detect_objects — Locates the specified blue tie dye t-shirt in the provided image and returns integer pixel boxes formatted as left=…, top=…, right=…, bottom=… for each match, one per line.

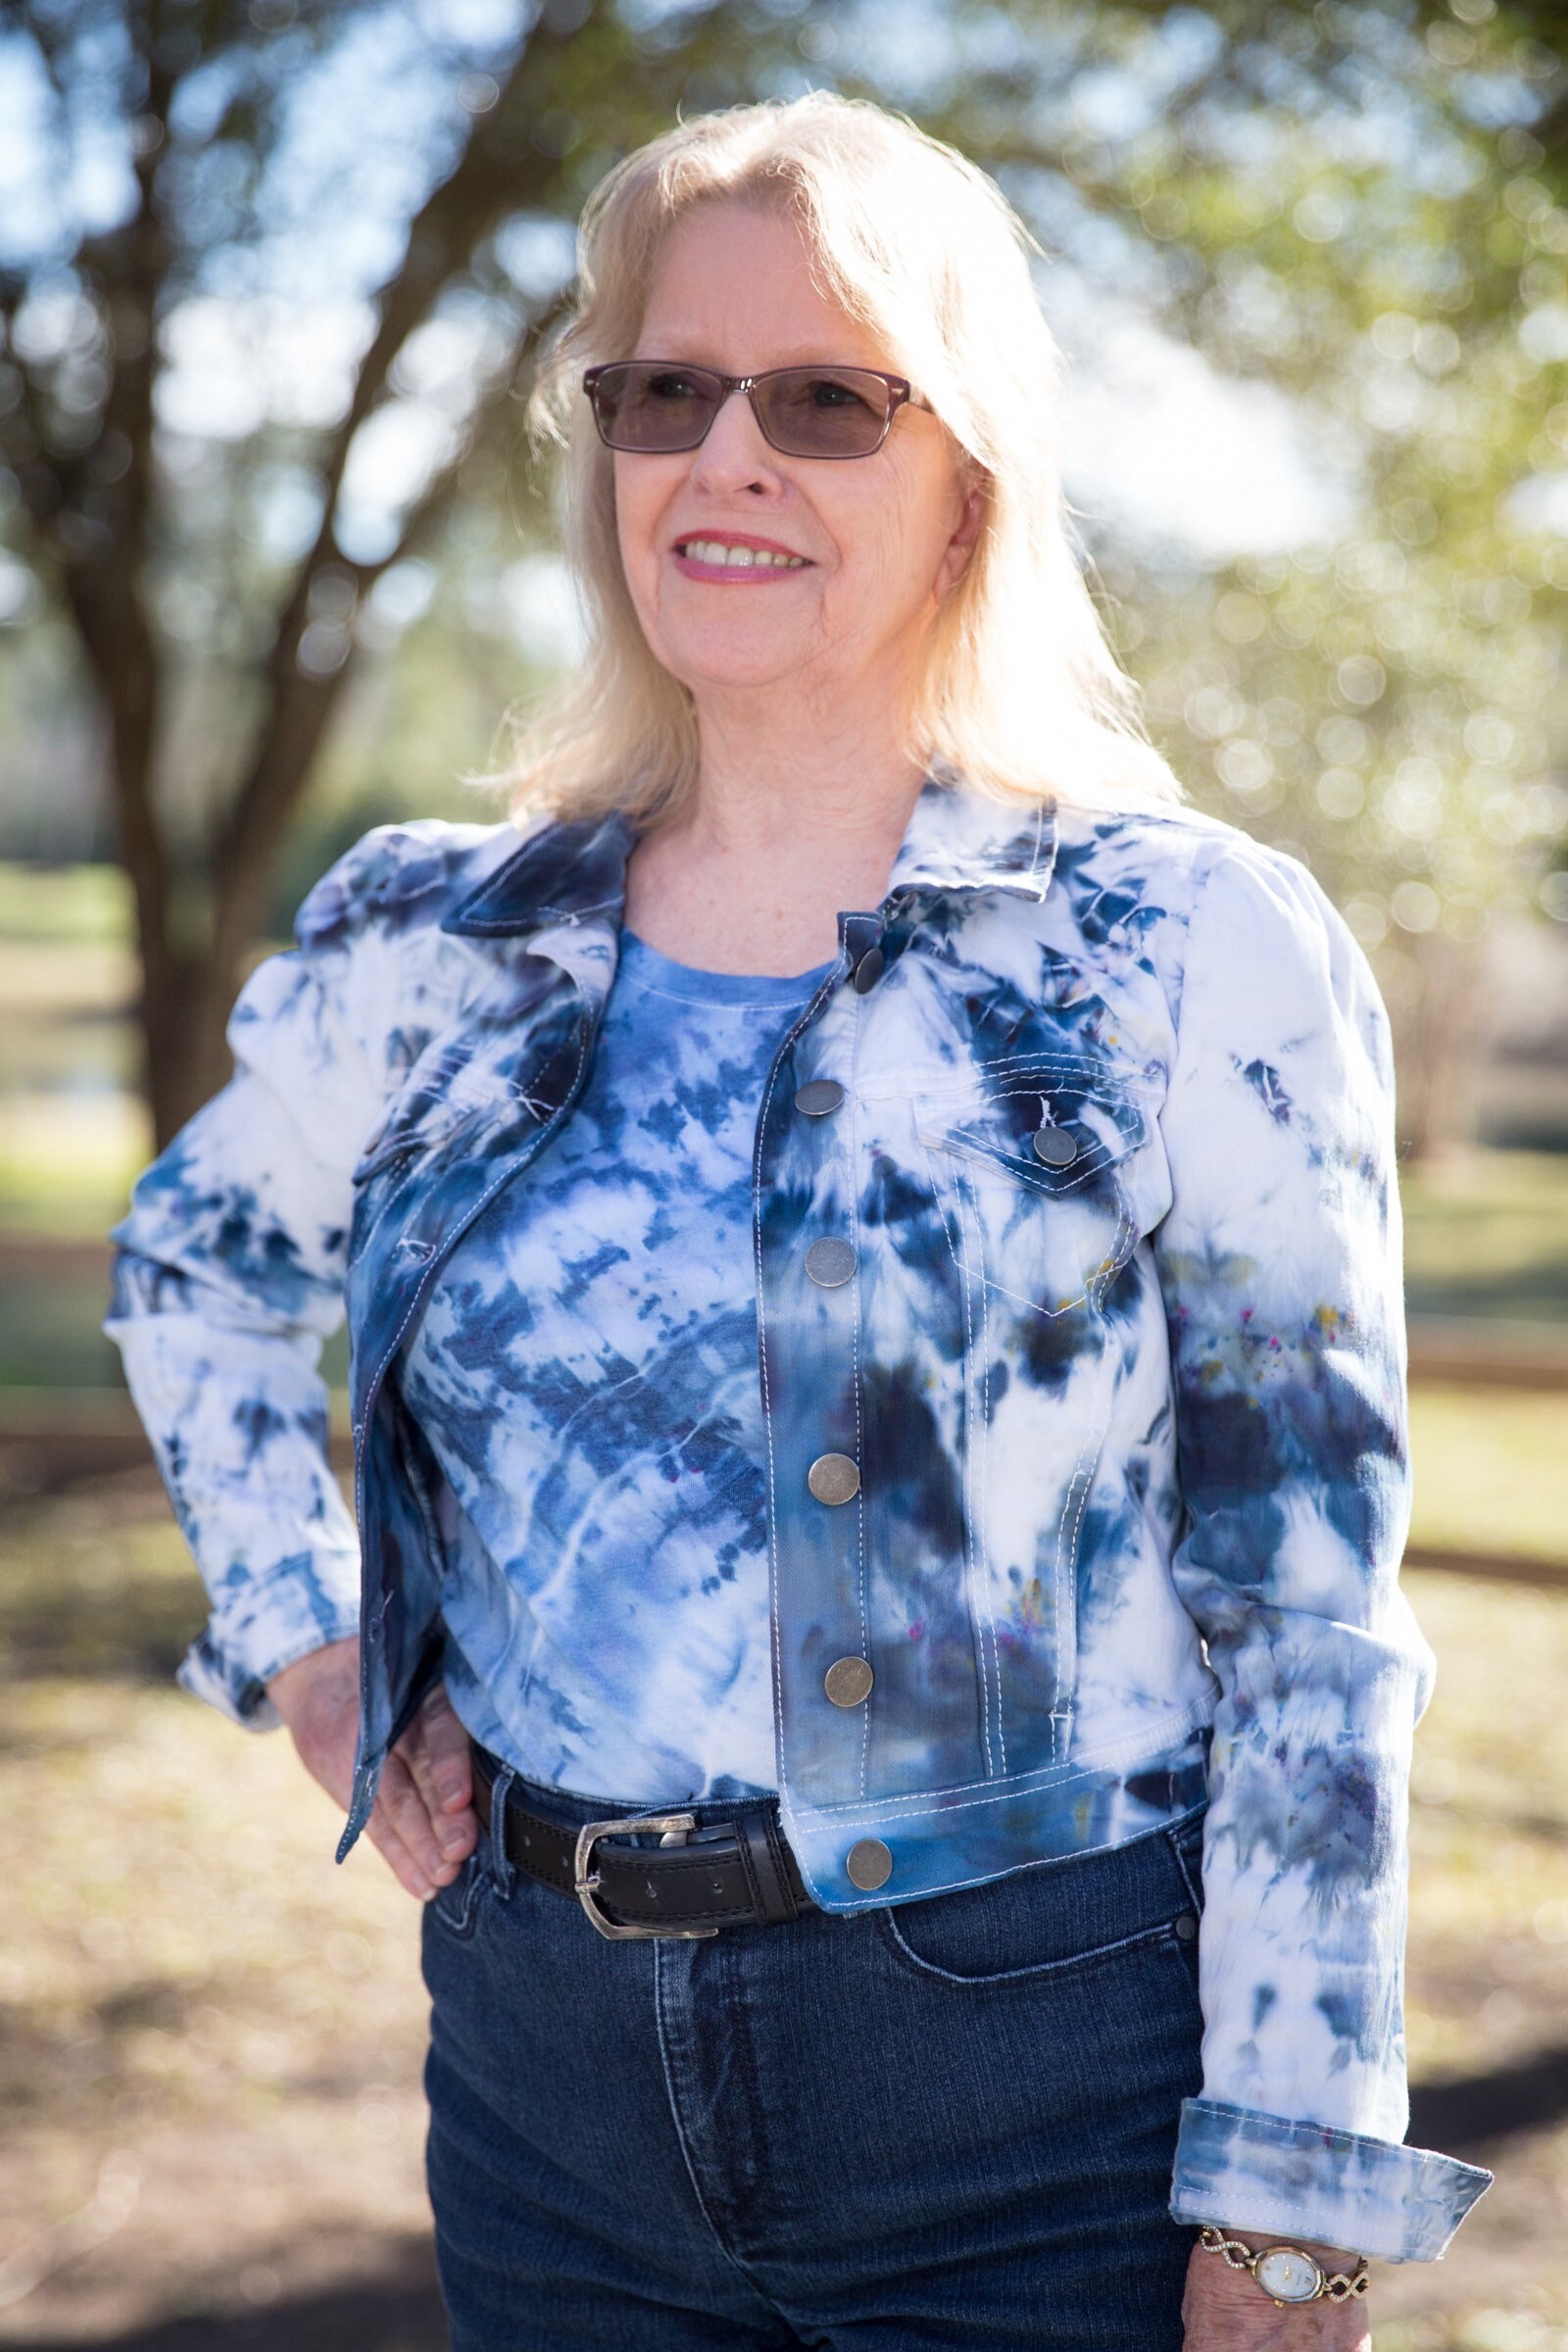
left=401, top=931, right=833, bottom=1803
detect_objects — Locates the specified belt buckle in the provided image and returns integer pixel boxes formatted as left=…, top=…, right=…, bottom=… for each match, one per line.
left=572, top=1812, right=721, bottom=1941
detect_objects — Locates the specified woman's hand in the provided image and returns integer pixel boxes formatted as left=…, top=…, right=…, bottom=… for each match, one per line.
left=1182, top=2240, right=1371, bottom=2352
left=266, top=1638, right=478, bottom=1900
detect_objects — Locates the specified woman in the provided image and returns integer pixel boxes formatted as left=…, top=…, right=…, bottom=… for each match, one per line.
left=110, top=94, right=1490, bottom=2350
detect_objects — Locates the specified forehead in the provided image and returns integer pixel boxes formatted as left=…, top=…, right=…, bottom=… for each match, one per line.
left=635, top=201, right=894, bottom=369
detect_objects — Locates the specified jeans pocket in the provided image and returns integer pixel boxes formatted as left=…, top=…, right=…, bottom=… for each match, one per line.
left=1167, top=1800, right=1206, bottom=1895
left=876, top=1829, right=1200, bottom=1987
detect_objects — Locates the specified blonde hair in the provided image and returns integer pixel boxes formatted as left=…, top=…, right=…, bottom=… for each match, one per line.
left=508, top=93, right=1182, bottom=823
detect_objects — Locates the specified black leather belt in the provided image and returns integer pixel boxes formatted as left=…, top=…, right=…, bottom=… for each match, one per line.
left=471, top=1749, right=815, bottom=1939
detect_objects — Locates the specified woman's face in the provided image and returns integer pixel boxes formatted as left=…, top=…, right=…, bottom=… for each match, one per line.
left=612, top=201, right=979, bottom=713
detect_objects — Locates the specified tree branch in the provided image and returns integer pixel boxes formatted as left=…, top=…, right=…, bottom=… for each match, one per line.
left=205, top=303, right=560, bottom=977
left=203, top=6, right=598, bottom=942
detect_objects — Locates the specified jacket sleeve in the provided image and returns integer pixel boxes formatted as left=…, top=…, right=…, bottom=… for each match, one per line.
left=104, top=830, right=445, bottom=1728
left=1152, top=838, right=1491, bottom=2262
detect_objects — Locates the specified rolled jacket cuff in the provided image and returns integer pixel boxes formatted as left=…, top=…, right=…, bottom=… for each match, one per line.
left=176, top=1592, right=362, bottom=1732
left=178, top=1633, right=279, bottom=1729
left=1169, top=2097, right=1493, bottom=2264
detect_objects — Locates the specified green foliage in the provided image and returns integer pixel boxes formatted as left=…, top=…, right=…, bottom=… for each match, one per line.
left=1, top=0, right=1566, bottom=1143
left=916, top=1, right=1568, bottom=958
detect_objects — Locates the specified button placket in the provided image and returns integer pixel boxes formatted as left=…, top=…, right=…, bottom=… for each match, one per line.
left=807, top=1452, right=860, bottom=1505
left=823, top=1656, right=873, bottom=1707
left=805, top=1236, right=857, bottom=1288
left=779, top=961, right=874, bottom=1818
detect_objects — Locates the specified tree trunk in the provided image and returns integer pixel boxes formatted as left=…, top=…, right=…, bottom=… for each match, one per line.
left=1383, top=934, right=1487, bottom=1168
left=136, top=956, right=239, bottom=1151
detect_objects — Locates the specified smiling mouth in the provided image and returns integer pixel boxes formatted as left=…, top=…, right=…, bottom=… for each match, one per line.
left=674, top=539, right=808, bottom=569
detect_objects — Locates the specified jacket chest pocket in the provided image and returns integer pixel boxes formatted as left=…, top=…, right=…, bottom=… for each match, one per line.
left=915, top=1065, right=1149, bottom=1325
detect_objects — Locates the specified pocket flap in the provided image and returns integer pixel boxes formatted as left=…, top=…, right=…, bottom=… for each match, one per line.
left=918, top=1068, right=1148, bottom=1197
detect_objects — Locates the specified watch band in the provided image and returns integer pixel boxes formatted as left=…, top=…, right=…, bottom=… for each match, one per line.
left=1198, top=2224, right=1371, bottom=2307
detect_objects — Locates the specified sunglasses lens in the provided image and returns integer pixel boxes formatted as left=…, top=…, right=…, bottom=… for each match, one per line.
left=755, top=369, right=892, bottom=457
left=585, top=364, right=901, bottom=457
left=590, top=364, right=719, bottom=451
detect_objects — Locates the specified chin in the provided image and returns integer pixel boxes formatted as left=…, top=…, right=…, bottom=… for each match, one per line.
left=662, top=635, right=813, bottom=692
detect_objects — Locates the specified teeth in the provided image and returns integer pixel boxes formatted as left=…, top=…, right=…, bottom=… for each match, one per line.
left=681, top=539, right=806, bottom=568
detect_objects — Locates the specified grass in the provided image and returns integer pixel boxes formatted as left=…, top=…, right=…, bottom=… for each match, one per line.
left=1378, top=1567, right=1568, bottom=2350
left=1407, top=1391, right=1568, bottom=1565
left=0, top=861, right=132, bottom=948
left=1400, top=1152, right=1568, bottom=1328
left=0, top=1477, right=1567, bottom=2342
left=0, top=1098, right=146, bottom=1245
left=2, top=862, right=1568, bottom=1312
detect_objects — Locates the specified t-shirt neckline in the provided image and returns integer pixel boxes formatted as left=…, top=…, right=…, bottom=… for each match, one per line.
left=616, top=929, right=837, bottom=1009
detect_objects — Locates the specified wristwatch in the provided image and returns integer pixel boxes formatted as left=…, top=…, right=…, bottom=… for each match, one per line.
left=1198, top=2224, right=1371, bottom=2306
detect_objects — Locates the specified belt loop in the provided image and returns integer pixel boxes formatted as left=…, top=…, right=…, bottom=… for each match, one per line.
left=735, top=1810, right=804, bottom=1927
left=486, top=1763, right=517, bottom=1898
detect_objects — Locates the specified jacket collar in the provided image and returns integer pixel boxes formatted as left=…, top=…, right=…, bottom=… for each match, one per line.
left=443, top=808, right=635, bottom=937
left=886, top=778, right=1056, bottom=904
left=442, top=779, right=1056, bottom=939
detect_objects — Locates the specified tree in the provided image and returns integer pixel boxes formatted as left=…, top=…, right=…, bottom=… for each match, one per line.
left=0, top=0, right=801, bottom=1143
left=910, top=0, right=1568, bottom=1152
left=4, top=0, right=1566, bottom=1157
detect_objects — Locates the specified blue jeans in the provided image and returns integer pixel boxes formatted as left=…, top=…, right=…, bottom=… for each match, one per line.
left=421, top=1774, right=1207, bottom=2350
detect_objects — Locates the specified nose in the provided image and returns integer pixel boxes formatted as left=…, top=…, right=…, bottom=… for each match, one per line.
left=688, top=385, right=781, bottom=497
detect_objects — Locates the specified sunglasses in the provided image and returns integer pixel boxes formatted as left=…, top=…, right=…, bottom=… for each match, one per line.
left=581, top=361, right=931, bottom=461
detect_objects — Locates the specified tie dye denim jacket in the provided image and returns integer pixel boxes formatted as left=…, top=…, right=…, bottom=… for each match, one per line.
left=108, top=779, right=1491, bottom=2263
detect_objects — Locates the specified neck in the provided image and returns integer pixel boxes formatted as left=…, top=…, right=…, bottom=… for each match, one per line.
left=621, top=673, right=930, bottom=976
left=677, top=664, right=926, bottom=858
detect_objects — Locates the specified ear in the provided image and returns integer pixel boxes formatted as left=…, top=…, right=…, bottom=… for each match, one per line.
left=935, top=474, right=987, bottom=600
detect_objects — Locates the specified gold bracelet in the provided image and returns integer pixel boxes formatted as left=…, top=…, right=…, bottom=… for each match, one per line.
left=1199, top=2224, right=1371, bottom=2307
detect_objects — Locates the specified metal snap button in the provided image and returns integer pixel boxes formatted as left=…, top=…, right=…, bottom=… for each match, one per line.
left=795, top=1078, right=846, bottom=1117
left=823, top=1656, right=874, bottom=1707
left=1173, top=1912, right=1199, bottom=1942
left=1032, top=1125, right=1078, bottom=1168
left=853, top=946, right=885, bottom=994
left=846, top=1838, right=893, bottom=1890
left=808, top=1452, right=860, bottom=1505
left=805, top=1237, right=857, bottom=1288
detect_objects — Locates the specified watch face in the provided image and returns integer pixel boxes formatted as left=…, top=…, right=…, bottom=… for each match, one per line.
left=1255, top=2248, right=1322, bottom=2303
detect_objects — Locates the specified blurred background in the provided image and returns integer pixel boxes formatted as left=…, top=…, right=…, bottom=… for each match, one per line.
left=2, top=0, right=1567, bottom=2344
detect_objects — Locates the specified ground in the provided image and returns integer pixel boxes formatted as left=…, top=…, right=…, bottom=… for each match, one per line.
left=0, top=1469, right=1565, bottom=2350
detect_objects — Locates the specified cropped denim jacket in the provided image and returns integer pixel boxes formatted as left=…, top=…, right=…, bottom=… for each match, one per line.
left=109, top=779, right=1491, bottom=2262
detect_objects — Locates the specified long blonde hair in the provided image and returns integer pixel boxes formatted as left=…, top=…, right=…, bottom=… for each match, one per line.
left=508, top=93, right=1182, bottom=822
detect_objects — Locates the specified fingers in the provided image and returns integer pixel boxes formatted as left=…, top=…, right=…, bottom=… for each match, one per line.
left=414, top=1684, right=475, bottom=1817
left=365, top=1799, right=439, bottom=1904
left=280, top=1668, right=479, bottom=1903
left=370, top=1749, right=466, bottom=1901
left=397, top=1686, right=478, bottom=1871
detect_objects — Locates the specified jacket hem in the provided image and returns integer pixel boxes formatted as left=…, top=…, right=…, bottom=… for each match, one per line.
left=781, top=1703, right=1214, bottom=1913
